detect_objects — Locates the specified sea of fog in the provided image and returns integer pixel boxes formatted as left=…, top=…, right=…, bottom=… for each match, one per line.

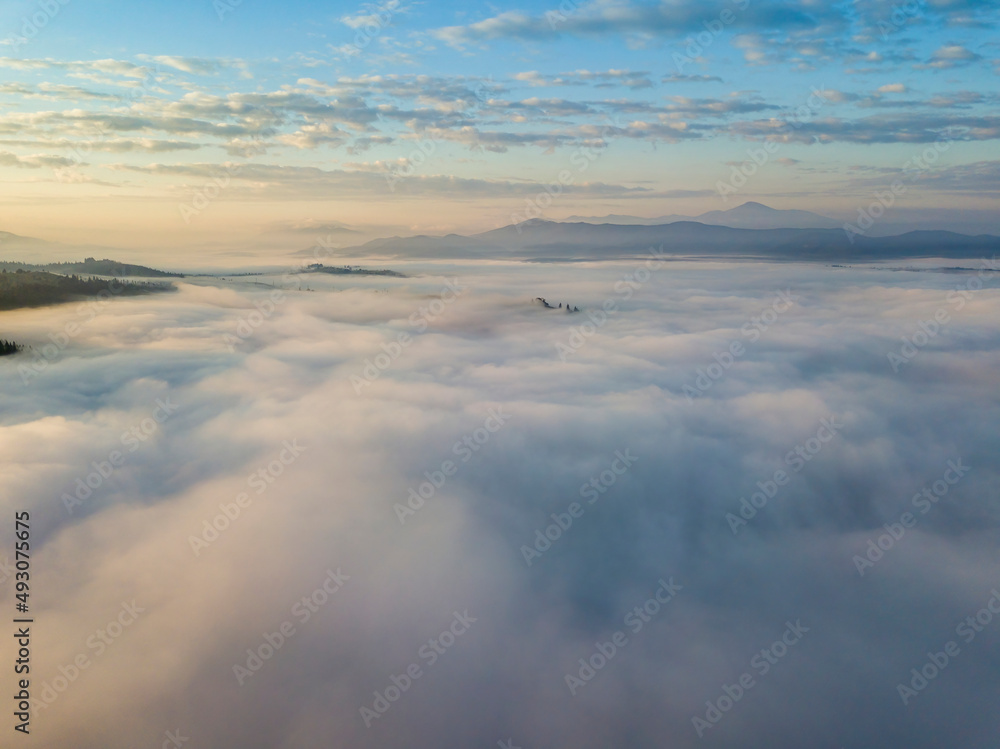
left=2, top=257, right=999, bottom=748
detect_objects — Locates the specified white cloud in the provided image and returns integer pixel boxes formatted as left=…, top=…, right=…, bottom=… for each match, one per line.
left=4, top=259, right=1000, bottom=747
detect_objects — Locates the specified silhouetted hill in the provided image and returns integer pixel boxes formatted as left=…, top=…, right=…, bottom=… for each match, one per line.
left=0, top=258, right=182, bottom=277
left=0, top=270, right=174, bottom=311
left=305, top=264, right=405, bottom=277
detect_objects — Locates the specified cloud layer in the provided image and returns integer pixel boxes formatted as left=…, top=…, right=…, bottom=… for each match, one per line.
left=2, top=257, right=999, bottom=747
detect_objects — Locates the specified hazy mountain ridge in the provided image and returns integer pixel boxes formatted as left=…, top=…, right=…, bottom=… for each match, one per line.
left=564, top=202, right=843, bottom=230
left=335, top=218, right=999, bottom=262
left=563, top=201, right=1000, bottom=236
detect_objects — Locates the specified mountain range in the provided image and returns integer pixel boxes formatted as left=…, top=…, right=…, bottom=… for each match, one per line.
left=563, top=202, right=844, bottom=230
left=562, top=201, right=1000, bottom=237
left=332, top=216, right=998, bottom=262
left=3, top=202, right=997, bottom=268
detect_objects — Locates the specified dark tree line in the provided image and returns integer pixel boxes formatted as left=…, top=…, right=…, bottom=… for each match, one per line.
left=0, top=258, right=182, bottom=278
left=0, top=270, right=172, bottom=311
left=0, top=339, right=22, bottom=356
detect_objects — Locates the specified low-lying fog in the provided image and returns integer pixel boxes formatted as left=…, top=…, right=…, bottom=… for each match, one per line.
left=2, top=256, right=999, bottom=748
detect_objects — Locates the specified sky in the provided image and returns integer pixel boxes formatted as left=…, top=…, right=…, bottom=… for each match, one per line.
left=0, top=0, right=997, bottom=252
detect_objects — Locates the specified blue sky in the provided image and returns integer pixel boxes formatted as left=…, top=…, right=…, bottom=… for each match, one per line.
left=0, top=0, right=997, bottom=248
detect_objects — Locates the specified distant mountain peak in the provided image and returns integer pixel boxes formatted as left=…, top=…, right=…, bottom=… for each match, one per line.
left=560, top=203, right=841, bottom=231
